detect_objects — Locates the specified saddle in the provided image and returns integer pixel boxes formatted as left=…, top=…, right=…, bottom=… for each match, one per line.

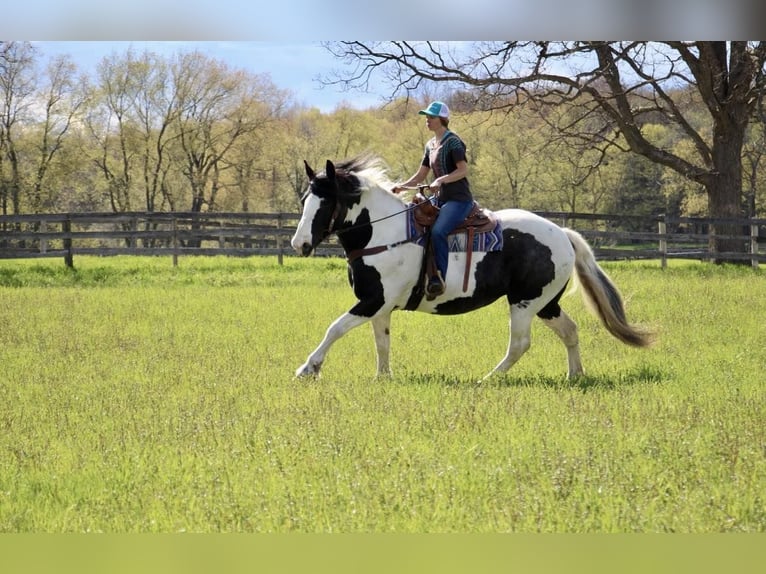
left=411, top=193, right=497, bottom=234
left=410, top=193, right=499, bottom=296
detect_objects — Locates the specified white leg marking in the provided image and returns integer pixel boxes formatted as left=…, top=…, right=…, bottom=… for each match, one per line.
left=483, top=310, right=533, bottom=380
left=296, top=312, right=369, bottom=377
left=371, top=313, right=392, bottom=377
left=541, top=312, right=584, bottom=378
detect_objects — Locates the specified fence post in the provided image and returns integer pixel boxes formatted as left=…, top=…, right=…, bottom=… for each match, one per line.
left=172, top=217, right=179, bottom=267
left=658, top=216, right=667, bottom=269
left=131, top=216, right=139, bottom=253
left=63, top=216, right=74, bottom=268
left=276, top=213, right=284, bottom=266
left=751, top=222, right=759, bottom=269
left=40, top=219, right=47, bottom=254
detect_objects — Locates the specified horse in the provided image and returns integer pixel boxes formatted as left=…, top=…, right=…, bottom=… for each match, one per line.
left=290, top=154, right=653, bottom=380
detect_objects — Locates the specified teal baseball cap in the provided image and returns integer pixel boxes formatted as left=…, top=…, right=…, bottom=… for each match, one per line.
left=418, top=101, right=450, bottom=119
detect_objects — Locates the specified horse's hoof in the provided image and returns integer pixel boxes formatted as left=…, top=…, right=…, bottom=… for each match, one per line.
left=295, top=363, right=320, bottom=378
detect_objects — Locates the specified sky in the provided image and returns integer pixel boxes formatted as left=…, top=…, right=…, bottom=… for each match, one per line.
left=9, top=0, right=761, bottom=39
left=33, top=41, right=386, bottom=113
left=17, top=1, right=764, bottom=113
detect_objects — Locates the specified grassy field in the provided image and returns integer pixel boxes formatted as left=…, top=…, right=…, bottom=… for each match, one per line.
left=0, top=255, right=764, bottom=532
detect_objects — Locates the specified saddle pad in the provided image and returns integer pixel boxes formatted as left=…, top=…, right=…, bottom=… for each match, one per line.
left=406, top=205, right=504, bottom=253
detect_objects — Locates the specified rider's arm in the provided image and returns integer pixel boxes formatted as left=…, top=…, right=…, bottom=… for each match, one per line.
left=431, top=160, right=468, bottom=190
left=392, top=165, right=430, bottom=193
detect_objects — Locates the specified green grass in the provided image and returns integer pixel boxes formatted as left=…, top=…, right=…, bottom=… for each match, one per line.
left=0, top=256, right=764, bottom=532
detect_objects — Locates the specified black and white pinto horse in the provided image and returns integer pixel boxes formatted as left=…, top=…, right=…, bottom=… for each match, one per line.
left=291, top=155, right=652, bottom=380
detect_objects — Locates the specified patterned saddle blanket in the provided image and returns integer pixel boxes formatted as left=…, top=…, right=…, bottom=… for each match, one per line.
left=405, top=196, right=504, bottom=253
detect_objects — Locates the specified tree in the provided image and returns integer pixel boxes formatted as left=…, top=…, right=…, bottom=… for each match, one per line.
left=324, top=41, right=766, bottom=262
left=0, top=41, right=37, bottom=216
left=83, top=48, right=289, bottom=219
left=87, top=50, right=139, bottom=213
left=468, top=108, right=545, bottom=209
left=129, top=51, right=179, bottom=213
left=170, top=51, right=285, bottom=213
left=743, top=96, right=766, bottom=218
left=29, top=54, right=89, bottom=212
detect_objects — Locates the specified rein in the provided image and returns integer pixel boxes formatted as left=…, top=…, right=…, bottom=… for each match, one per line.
left=330, top=185, right=432, bottom=263
left=333, top=186, right=431, bottom=236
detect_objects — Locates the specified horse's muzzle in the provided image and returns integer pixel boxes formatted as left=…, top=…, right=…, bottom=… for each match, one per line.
left=300, top=243, right=314, bottom=257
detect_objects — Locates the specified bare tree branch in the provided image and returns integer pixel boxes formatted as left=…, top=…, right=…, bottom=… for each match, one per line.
left=321, top=41, right=766, bottom=258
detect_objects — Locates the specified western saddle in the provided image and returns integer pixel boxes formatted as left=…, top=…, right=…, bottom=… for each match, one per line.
left=410, top=192, right=499, bottom=296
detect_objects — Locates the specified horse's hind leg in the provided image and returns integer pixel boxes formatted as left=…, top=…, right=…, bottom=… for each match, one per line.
left=482, top=308, right=534, bottom=380
left=371, top=312, right=392, bottom=377
left=540, top=310, right=583, bottom=378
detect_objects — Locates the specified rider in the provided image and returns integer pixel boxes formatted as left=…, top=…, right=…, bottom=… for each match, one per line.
left=392, top=101, right=474, bottom=298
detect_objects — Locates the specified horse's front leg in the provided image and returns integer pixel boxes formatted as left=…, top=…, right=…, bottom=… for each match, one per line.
left=296, top=312, right=369, bottom=377
left=371, top=312, right=393, bottom=378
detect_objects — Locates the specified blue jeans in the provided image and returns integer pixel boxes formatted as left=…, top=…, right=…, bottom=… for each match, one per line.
left=430, top=199, right=474, bottom=279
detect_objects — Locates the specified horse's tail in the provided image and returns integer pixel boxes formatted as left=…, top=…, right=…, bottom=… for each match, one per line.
left=564, top=228, right=655, bottom=348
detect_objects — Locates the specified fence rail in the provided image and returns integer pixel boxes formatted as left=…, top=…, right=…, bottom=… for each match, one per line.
left=1, top=211, right=764, bottom=268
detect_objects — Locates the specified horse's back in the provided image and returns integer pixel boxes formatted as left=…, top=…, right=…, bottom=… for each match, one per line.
left=495, top=208, right=563, bottom=232
left=495, top=209, right=574, bottom=260
left=488, top=208, right=576, bottom=303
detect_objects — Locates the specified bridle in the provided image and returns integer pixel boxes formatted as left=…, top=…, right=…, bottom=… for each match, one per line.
left=326, top=199, right=347, bottom=238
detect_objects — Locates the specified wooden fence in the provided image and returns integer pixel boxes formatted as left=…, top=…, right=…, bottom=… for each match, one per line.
left=0, top=210, right=764, bottom=268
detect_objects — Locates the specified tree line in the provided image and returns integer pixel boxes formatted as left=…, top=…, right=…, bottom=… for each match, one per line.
left=1, top=41, right=765, bottom=254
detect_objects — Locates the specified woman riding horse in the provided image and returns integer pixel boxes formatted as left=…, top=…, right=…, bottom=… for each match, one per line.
left=291, top=154, right=653, bottom=380
left=392, top=101, right=473, bottom=300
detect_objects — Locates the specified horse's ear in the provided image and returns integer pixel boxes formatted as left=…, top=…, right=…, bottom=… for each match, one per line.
left=304, top=160, right=315, bottom=181
left=325, top=160, right=336, bottom=182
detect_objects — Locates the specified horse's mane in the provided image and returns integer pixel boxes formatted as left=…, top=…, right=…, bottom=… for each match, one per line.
left=335, top=153, right=400, bottom=200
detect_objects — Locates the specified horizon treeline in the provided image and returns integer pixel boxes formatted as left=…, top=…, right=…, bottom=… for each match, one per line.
left=1, top=42, right=764, bottom=225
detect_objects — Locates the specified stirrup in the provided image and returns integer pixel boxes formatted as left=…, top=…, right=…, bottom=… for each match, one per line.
left=425, top=272, right=445, bottom=300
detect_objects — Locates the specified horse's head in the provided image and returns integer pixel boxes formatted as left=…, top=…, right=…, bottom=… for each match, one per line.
left=291, top=159, right=361, bottom=256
